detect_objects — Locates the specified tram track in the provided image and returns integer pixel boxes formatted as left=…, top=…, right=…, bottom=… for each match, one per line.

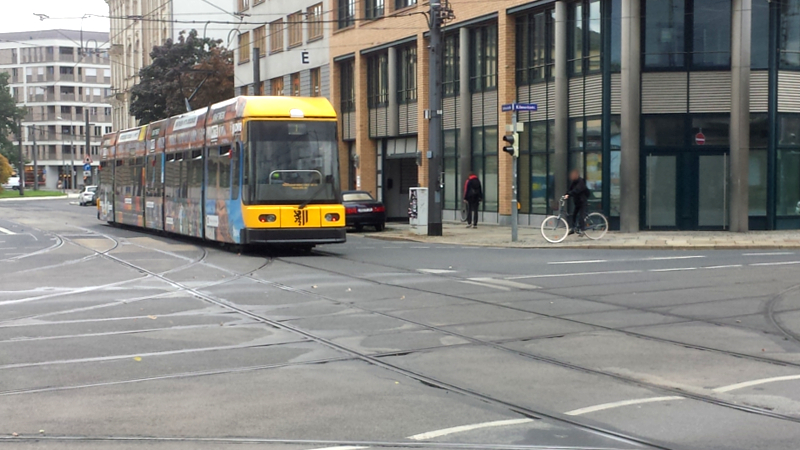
left=58, top=229, right=674, bottom=450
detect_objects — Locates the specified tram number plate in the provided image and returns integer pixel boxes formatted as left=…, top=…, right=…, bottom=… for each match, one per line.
left=358, top=208, right=373, bottom=213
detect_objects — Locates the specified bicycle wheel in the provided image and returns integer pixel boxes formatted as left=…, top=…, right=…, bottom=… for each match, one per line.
left=460, top=200, right=468, bottom=222
left=583, top=212, right=609, bottom=240
left=541, top=216, right=570, bottom=243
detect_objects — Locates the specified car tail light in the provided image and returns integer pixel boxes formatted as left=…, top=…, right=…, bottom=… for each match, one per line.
left=259, top=214, right=277, bottom=223
left=373, top=205, right=386, bottom=213
left=345, top=207, right=357, bottom=215
left=324, top=213, right=341, bottom=222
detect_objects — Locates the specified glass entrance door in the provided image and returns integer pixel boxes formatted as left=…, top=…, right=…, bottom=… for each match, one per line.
left=644, top=152, right=729, bottom=230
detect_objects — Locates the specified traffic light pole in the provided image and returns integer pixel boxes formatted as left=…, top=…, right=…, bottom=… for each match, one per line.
left=511, top=111, right=518, bottom=242
left=426, top=0, right=444, bottom=236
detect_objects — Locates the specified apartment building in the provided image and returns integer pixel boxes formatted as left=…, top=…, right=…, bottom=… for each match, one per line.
left=233, top=0, right=330, bottom=100
left=0, top=30, right=113, bottom=190
left=106, top=0, right=235, bottom=130
left=330, top=0, right=800, bottom=231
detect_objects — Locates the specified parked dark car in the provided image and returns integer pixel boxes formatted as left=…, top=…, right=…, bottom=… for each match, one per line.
left=343, top=190, right=386, bottom=231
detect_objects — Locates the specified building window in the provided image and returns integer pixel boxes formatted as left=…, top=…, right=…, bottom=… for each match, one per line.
left=271, top=77, right=284, bottom=96
left=643, top=0, right=685, bottom=68
left=367, top=52, right=389, bottom=107
left=269, top=20, right=284, bottom=53
left=395, top=0, right=416, bottom=10
left=340, top=60, right=355, bottom=112
left=752, top=0, right=770, bottom=69
left=643, top=0, right=731, bottom=69
left=253, top=26, right=266, bottom=54
left=291, top=73, right=301, bottom=96
left=780, top=0, right=800, bottom=69
left=288, top=12, right=303, bottom=48
left=610, top=0, right=621, bottom=72
left=238, top=32, right=250, bottom=63
left=366, top=0, right=384, bottom=19
left=518, top=120, right=555, bottom=215
left=237, top=0, right=249, bottom=12
left=469, top=24, right=498, bottom=92
left=516, top=8, right=555, bottom=85
left=398, top=45, right=417, bottom=104
left=443, top=33, right=460, bottom=96
left=338, top=0, right=356, bottom=29
left=308, top=3, right=324, bottom=40
left=568, top=0, right=601, bottom=76
left=471, top=126, right=499, bottom=212
left=310, top=68, right=321, bottom=97
left=777, top=114, right=800, bottom=216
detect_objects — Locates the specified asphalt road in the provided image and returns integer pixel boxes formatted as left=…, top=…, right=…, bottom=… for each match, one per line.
left=1, top=199, right=800, bottom=450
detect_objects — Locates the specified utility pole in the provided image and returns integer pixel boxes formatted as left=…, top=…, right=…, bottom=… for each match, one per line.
left=85, top=109, right=91, bottom=186
left=29, top=126, right=38, bottom=190
left=16, top=120, right=24, bottom=196
left=426, top=0, right=451, bottom=237
left=253, top=47, right=261, bottom=95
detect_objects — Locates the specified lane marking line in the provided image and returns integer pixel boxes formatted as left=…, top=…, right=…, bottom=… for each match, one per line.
left=307, top=447, right=369, bottom=450
left=645, top=255, right=705, bottom=261
left=649, top=267, right=698, bottom=272
left=750, top=261, right=800, bottom=267
left=468, top=277, right=540, bottom=290
left=743, top=252, right=794, bottom=256
left=507, top=270, right=642, bottom=280
left=713, top=375, right=800, bottom=393
left=548, top=260, right=608, bottom=265
left=459, top=280, right=511, bottom=291
left=704, top=264, right=743, bottom=269
left=407, top=418, right=535, bottom=440
left=418, top=269, right=457, bottom=274
left=0, top=226, right=16, bottom=235
left=564, top=396, right=684, bottom=416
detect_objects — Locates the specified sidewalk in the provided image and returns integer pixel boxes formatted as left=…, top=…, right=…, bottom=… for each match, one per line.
left=370, top=222, right=800, bottom=249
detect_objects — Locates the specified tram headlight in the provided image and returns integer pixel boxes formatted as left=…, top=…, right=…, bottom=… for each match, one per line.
left=259, top=214, right=277, bottom=223
left=324, top=213, right=341, bottom=222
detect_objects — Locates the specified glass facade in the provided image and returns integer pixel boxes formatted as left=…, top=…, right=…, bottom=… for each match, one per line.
left=780, top=0, right=800, bottom=69
left=471, top=126, right=498, bottom=212
left=469, top=24, right=498, bottom=92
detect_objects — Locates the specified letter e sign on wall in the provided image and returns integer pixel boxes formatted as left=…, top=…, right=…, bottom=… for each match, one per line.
left=301, top=51, right=310, bottom=64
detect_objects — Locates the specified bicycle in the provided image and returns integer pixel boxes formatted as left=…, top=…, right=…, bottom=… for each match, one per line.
left=540, top=196, right=609, bottom=243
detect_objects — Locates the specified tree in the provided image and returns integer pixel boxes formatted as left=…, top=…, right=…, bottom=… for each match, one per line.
left=0, top=153, right=13, bottom=193
left=0, top=72, right=25, bottom=169
left=130, top=30, right=234, bottom=125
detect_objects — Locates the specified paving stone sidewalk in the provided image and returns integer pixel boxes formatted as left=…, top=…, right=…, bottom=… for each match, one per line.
left=369, top=222, right=800, bottom=249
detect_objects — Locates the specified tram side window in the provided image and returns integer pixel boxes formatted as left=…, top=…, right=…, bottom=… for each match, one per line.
left=207, top=147, right=219, bottom=201
left=231, top=145, right=240, bottom=201
left=133, top=157, right=144, bottom=197
left=219, top=146, right=232, bottom=198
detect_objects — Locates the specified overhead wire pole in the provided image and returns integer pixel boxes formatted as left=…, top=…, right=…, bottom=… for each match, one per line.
left=426, top=0, right=445, bottom=236
left=16, top=120, right=24, bottom=196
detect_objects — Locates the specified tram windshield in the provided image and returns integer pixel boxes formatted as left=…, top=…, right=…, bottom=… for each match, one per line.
left=248, top=121, right=340, bottom=205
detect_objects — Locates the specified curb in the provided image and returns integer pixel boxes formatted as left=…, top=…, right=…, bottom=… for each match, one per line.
left=0, top=194, right=73, bottom=202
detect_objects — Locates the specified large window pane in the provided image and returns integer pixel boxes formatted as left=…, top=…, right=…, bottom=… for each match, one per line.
left=644, top=116, right=685, bottom=147
left=610, top=0, right=621, bottom=72
left=780, top=0, right=800, bottom=69
left=751, top=0, right=770, bottom=69
left=691, top=116, right=730, bottom=147
left=778, top=115, right=800, bottom=146
left=444, top=130, right=458, bottom=210
left=692, top=0, right=731, bottom=67
left=777, top=149, right=800, bottom=216
left=484, top=126, right=498, bottom=155
left=569, top=3, right=583, bottom=75
left=750, top=150, right=768, bottom=216
left=484, top=156, right=499, bottom=212
left=531, top=154, right=548, bottom=214
left=644, top=0, right=685, bottom=68
left=519, top=152, right=531, bottom=214
left=569, top=118, right=584, bottom=149
left=610, top=150, right=621, bottom=217
left=587, top=0, right=601, bottom=72
left=586, top=117, right=602, bottom=150
left=585, top=152, right=602, bottom=210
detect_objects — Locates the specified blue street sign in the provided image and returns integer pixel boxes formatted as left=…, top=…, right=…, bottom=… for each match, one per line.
left=502, top=103, right=539, bottom=112
left=83, top=164, right=91, bottom=171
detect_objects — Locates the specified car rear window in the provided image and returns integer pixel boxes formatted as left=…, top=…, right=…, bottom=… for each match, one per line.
left=343, top=193, right=374, bottom=202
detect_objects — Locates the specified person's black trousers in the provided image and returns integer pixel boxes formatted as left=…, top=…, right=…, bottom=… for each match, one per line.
left=467, top=200, right=480, bottom=226
left=572, top=202, right=586, bottom=231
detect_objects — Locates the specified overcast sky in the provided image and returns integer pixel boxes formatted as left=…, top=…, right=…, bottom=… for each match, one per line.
left=2, top=1, right=109, bottom=34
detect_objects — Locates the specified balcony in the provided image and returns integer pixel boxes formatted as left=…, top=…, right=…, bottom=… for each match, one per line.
left=59, top=54, right=74, bottom=62
left=59, top=93, right=76, bottom=101
left=59, top=74, right=74, bottom=82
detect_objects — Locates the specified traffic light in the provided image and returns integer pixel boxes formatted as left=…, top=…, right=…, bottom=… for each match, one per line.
left=503, top=133, right=519, bottom=158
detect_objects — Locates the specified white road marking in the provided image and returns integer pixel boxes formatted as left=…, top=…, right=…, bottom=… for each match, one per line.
left=407, top=418, right=535, bottom=440
left=564, top=396, right=684, bottom=416
left=410, top=246, right=430, bottom=249
left=645, top=255, right=705, bottom=261
left=548, top=260, right=608, bottom=265
left=0, top=226, right=16, bottom=235
left=704, top=264, right=743, bottom=269
left=507, top=270, right=642, bottom=280
left=743, top=252, right=795, bottom=256
left=468, top=277, right=540, bottom=290
left=418, top=269, right=457, bottom=274
left=649, top=267, right=698, bottom=272
left=460, top=280, right=511, bottom=291
left=750, top=261, right=800, bottom=267
left=306, top=447, right=369, bottom=450
left=713, top=374, right=800, bottom=393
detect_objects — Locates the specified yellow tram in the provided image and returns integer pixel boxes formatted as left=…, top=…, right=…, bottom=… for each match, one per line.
left=97, top=96, right=346, bottom=247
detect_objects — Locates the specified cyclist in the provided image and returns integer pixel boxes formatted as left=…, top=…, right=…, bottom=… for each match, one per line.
left=564, top=169, right=589, bottom=235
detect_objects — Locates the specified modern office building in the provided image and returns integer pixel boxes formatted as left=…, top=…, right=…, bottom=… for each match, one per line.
left=330, top=0, right=800, bottom=231
left=106, top=0, right=235, bottom=130
left=0, top=30, right=113, bottom=190
left=233, top=0, right=331, bottom=100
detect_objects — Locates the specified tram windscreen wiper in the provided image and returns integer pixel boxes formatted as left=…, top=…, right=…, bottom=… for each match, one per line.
left=298, top=182, right=329, bottom=210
